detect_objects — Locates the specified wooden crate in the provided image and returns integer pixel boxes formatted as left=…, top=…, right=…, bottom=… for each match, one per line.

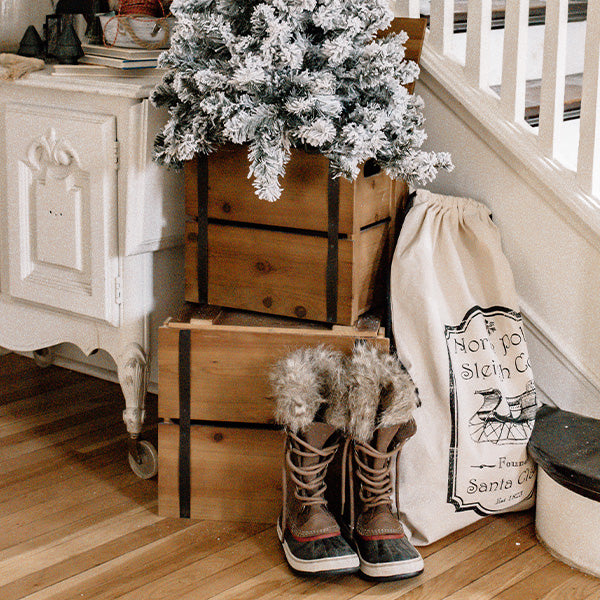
left=158, top=304, right=389, bottom=521
left=185, top=148, right=407, bottom=325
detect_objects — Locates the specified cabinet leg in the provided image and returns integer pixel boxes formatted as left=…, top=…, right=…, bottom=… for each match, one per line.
left=117, top=343, right=157, bottom=478
left=118, top=343, right=149, bottom=438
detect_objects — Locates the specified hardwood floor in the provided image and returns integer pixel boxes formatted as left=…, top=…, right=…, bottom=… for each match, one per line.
left=1, top=352, right=598, bottom=599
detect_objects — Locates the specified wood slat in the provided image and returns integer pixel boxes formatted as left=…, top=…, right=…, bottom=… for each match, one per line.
left=158, top=310, right=387, bottom=423
left=431, top=0, right=587, bottom=32
left=186, top=146, right=393, bottom=237
left=490, top=73, right=583, bottom=126
left=0, top=353, right=597, bottom=600
left=158, top=424, right=284, bottom=523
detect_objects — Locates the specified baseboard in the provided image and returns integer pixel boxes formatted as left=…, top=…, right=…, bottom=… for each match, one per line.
left=521, top=301, right=600, bottom=419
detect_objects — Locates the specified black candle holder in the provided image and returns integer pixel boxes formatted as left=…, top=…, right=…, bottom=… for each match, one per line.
left=17, top=26, right=46, bottom=59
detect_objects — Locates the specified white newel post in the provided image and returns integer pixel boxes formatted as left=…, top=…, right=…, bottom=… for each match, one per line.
left=500, top=0, right=530, bottom=122
left=538, top=0, right=569, bottom=157
left=577, top=0, right=600, bottom=197
left=430, top=0, right=455, bottom=55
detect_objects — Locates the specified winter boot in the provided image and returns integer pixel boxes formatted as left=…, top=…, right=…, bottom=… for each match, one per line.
left=271, top=346, right=360, bottom=575
left=340, top=342, right=424, bottom=580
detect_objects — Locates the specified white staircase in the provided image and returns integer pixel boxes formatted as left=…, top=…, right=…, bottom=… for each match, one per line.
left=395, top=0, right=600, bottom=418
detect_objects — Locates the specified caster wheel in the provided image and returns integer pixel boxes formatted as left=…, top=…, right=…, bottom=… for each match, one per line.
left=33, top=347, right=53, bottom=368
left=128, top=440, right=158, bottom=479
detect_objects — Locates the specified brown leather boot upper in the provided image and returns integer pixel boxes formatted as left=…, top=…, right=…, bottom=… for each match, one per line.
left=354, top=419, right=417, bottom=537
left=283, top=422, right=341, bottom=539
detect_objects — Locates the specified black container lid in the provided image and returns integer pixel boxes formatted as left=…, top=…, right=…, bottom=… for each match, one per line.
left=528, top=404, right=600, bottom=502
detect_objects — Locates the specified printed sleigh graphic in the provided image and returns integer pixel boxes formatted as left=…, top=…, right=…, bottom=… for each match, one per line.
left=445, top=306, right=537, bottom=515
left=469, top=381, right=537, bottom=445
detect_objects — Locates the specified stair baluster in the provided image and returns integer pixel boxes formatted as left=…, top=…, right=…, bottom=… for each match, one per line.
left=429, top=0, right=455, bottom=54
left=577, top=0, right=600, bottom=197
left=395, top=0, right=420, bottom=19
left=465, top=0, right=492, bottom=88
left=501, top=0, right=530, bottom=122
left=539, top=0, right=569, bottom=158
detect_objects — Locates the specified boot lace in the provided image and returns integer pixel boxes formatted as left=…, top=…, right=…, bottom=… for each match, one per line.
left=354, top=441, right=400, bottom=509
left=281, top=431, right=339, bottom=532
left=340, top=438, right=401, bottom=531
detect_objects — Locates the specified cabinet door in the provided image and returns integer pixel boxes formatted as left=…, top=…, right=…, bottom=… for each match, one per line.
left=5, top=103, right=119, bottom=325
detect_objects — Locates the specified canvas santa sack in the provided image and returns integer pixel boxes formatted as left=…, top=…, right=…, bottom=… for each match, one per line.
left=390, top=189, right=537, bottom=546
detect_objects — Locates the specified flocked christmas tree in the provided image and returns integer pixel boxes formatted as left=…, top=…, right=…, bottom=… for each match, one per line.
left=152, top=0, right=452, bottom=202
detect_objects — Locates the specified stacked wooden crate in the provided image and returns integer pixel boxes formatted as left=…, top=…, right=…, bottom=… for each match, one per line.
left=158, top=305, right=389, bottom=521
left=184, top=146, right=404, bottom=325
left=157, top=17, right=427, bottom=522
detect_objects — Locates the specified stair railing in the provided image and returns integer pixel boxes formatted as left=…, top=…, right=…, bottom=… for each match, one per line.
left=395, top=0, right=600, bottom=199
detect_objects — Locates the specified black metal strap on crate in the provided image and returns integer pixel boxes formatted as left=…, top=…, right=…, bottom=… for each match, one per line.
left=326, top=165, right=340, bottom=324
left=178, top=328, right=192, bottom=518
left=196, top=155, right=209, bottom=305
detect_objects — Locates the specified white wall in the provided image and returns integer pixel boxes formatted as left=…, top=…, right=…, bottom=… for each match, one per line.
left=0, top=1, right=55, bottom=52
left=415, top=76, right=600, bottom=419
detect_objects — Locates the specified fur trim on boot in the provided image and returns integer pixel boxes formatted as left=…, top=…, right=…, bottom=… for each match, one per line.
left=346, top=342, right=420, bottom=443
left=271, top=346, right=346, bottom=434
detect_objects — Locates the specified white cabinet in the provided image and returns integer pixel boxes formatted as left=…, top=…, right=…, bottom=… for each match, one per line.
left=0, top=71, right=185, bottom=477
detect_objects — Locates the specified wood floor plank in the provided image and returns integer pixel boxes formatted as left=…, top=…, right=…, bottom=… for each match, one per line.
left=492, top=561, right=592, bottom=599
left=20, top=521, right=271, bottom=600
left=0, top=408, right=124, bottom=462
left=118, top=528, right=286, bottom=600
left=0, top=442, right=128, bottom=515
left=443, top=544, right=554, bottom=599
left=0, top=387, right=119, bottom=438
left=0, top=377, right=107, bottom=422
left=0, top=469, right=146, bottom=550
left=0, top=505, right=161, bottom=584
left=389, top=524, right=538, bottom=600
left=0, top=481, right=157, bottom=561
left=0, top=518, right=192, bottom=600
left=0, top=363, right=89, bottom=405
left=418, top=516, right=493, bottom=559
left=0, top=436, right=130, bottom=497
left=540, top=571, right=600, bottom=600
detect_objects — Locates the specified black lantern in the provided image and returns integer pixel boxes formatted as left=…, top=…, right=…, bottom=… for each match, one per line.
left=53, top=22, right=84, bottom=64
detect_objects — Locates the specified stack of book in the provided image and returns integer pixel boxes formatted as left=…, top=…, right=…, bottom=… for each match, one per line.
left=52, top=44, right=165, bottom=77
